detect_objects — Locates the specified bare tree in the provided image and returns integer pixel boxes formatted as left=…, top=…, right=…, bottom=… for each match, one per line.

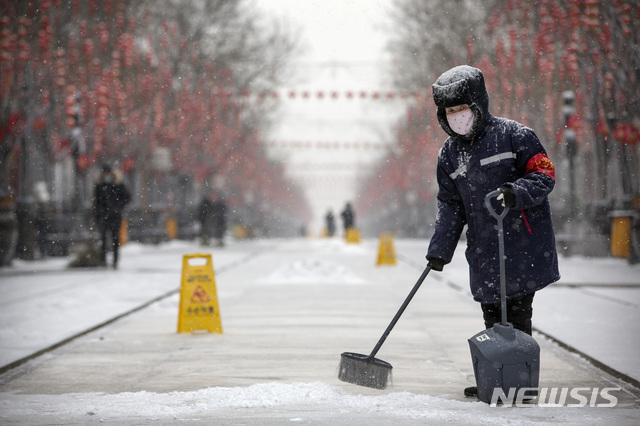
left=132, top=0, right=300, bottom=147
left=133, top=1, right=298, bottom=92
left=385, top=0, right=499, bottom=91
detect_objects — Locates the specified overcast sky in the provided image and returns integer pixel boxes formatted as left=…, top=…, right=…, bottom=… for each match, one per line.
left=254, top=0, right=403, bottom=233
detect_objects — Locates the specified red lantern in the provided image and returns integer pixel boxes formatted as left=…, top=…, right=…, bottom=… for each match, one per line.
left=596, top=118, right=609, bottom=136
left=614, top=123, right=640, bottom=145
left=121, top=156, right=136, bottom=173
left=33, top=115, right=46, bottom=131
left=566, top=114, right=582, bottom=130
left=76, top=154, right=89, bottom=172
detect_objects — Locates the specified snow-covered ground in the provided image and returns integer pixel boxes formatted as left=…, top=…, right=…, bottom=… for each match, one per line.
left=0, top=237, right=639, bottom=424
left=0, top=240, right=272, bottom=369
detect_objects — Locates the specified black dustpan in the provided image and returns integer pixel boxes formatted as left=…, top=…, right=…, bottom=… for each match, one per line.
left=468, top=190, right=540, bottom=403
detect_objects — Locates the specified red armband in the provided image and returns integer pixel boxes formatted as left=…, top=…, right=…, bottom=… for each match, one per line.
left=525, top=153, right=555, bottom=179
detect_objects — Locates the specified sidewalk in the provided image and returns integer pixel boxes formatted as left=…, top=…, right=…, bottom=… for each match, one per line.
left=0, top=239, right=274, bottom=371
left=0, top=238, right=639, bottom=424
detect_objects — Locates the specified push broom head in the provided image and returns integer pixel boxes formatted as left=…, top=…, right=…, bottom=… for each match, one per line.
left=338, top=352, right=393, bottom=390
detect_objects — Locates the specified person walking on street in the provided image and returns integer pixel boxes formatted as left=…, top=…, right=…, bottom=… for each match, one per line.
left=94, top=164, right=130, bottom=268
left=340, top=202, right=355, bottom=233
left=210, top=192, right=227, bottom=247
left=424, top=65, right=560, bottom=398
left=198, top=194, right=213, bottom=246
left=199, top=191, right=227, bottom=247
left=325, top=209, right=336, bottom=237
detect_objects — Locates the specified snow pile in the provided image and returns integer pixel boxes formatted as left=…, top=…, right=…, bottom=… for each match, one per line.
left=0, top=382, right=616, bottom=424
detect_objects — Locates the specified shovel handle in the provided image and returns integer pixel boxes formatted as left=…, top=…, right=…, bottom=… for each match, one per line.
left=368, top=265, right=432, bottom=359
left=484, top=189, right=509, bottom=221
left=485, top=189, right=509, bottom=325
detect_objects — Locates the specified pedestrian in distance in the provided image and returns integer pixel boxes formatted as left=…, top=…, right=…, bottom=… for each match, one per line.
left=340, top=202, right=355, bottom=233
left=425, top=65, right=560, bottom=397
left=199, top=191, right=227, bottom=247
left=94, top=164, right=130, bottom=268
left=325, top=209, right=336, bottom=237
left=210, top=192, right=227, bottom=247
left=198, top=194, right=213, bottom=246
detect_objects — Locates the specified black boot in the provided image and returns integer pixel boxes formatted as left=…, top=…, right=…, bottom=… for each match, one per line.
left=464, top=386, right=478, bottom=397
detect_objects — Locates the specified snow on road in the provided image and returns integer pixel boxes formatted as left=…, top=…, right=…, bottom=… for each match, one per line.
left=0, top=237, right=639, bottom=425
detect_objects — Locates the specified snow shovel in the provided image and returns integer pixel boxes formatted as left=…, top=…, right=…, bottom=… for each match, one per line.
left=338, top=265, right=432, bottom=389
left=467, top=189, right=540, bottom=404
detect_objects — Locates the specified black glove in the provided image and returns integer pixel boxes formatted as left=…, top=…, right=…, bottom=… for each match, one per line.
left=426, top=257, right=445, bottom=272
left=499, top=185, right=516, bottom=208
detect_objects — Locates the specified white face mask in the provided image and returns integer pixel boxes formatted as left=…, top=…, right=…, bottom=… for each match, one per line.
left=446, top=109, right=475, bottom=136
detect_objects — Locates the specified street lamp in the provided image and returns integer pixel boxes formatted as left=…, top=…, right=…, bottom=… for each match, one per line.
left=405, top=189, right=417, bottom=236
left=562, top=91, right=577, bottom=218
left=69, top=92, right=86, bottom=212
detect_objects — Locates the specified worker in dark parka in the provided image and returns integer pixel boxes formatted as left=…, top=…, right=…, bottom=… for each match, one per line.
left=425, top=65, right=560, bottom=397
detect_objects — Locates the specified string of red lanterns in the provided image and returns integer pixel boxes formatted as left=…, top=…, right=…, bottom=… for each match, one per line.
left=208, top=89, right=431, bottom=101
left=287, top=163, right=376, bottom=172
left=263, top=140, right=388, bottom=150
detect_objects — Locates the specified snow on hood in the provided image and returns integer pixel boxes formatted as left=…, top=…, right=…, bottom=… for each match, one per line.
left=432, top=65, right=490, bottom=141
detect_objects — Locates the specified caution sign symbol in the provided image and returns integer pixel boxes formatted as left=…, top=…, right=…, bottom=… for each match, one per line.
left=177, top=254, right=223, bottom=334
left=190, top=285, right=210, bottom=304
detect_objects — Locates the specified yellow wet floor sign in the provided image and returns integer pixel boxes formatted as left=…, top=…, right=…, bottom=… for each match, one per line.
left=346, top=227, right=361, bottom=243
left=376, top=233, right=397, bottom=265
left=177, top=253, right=223, bottom=333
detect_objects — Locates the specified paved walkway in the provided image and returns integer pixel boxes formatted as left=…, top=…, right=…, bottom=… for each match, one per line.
left=0, top=238, right=638, bottom=424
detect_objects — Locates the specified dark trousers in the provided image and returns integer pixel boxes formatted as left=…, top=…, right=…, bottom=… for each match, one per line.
left=99, top=223, right=121, bottom=266
left=481, top=293, right=535, bottom=335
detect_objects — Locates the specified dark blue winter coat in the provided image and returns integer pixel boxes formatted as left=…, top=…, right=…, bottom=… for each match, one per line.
left=426, top=115, right=560, bottom=303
